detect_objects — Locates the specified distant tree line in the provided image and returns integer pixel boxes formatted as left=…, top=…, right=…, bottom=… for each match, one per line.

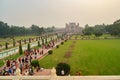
left=0, top=21, right=55, bottom=38
left=82, top=19, right=120, bottom=37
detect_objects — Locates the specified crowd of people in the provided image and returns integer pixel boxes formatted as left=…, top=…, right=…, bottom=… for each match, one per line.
left=0, top=40, right=56, bottom=76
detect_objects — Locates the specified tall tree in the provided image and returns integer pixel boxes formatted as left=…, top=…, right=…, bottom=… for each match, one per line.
left=27, top=43, right=31, bottom=52
left=19, top=44, right=23, bottom=55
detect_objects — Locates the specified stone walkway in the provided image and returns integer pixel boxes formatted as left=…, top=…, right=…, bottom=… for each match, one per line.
left=0, top=39, right=62, bottom=76
left=21, top=40, right=62, bottom=76
left=32, top=69, right=51, bottom=76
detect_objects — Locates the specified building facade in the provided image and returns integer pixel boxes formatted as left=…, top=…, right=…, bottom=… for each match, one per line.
left=65, top=22, right=82, bottom=34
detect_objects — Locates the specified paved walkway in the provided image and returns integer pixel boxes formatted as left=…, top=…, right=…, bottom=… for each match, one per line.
left=0, top=39, right=62, bottom=76
left=21, top=40, right=62, bottom=76
left=31, top=69, right=51, bottom=76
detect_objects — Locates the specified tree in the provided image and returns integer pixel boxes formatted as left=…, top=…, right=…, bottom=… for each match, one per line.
left=13, top=38, right=16, bottom=47
left=42, top=39, right=44, bottom=45
left=18, top=40, right=21, bottom=45
left=31, top=60, right=39, bottom=68
left=0, top=21, right=10, bottom=38
left=45, top=37, right=47, bottom=44
left=94, top=24, right=106, bottom=34
left=38, top=41, right=41, bottom=47
left=44, top=26, right=55, bottom=33
left=94, top=31, right=103, bottom=37
left=30, top=25, right=43, bottom=35
left=56, top=62, right=70, bottom=76
left=0, top=21, right=57, bottom=38
left=27, top=43, right=31, bottom=52
left=5, top=42, right=8, bottom=49
left=24, top=39, right=27, bottom=44
left=29, top=38, right=31, bottom=43
left=19, top=44, right=23, bottom=55
left=36, top=37, right=38, bottom=41
left=83, top=26, right=94, bottom=36
left=114, top=19, right=120, bottom=24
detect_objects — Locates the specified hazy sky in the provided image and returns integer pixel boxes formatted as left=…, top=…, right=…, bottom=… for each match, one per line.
left=0, top=0, right=120, bottom=28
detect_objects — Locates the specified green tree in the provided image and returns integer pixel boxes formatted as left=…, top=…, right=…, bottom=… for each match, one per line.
left=5, top=42, right=8, bottom=49
left=42, top=39, right=44, bottom=45
left=27, top=43, right=31, bottom=52
left=83, top=26, right=94, bottom=36
left=29, top=38, right=31, bottom=43
left=19, top=44, right=23, bottom=55
left=18, top=40, right=21, bottom=45
left=31, top=60, right=39, bottom=68
left=13, top=38, right=16, bottom=47
left=45, top=37, right=47, bottom=44
left=24, top=39, right=27, bottom=44
left=38, top=41, right=41, bottom=47
left=94, top=31, right=103, bottom=37
left=30, top=24, right=44, bottom=35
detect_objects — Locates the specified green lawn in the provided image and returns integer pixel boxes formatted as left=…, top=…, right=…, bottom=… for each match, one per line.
left=39, top=39, right=120, bottom=75
left=71, top=34, right=116, bottom=39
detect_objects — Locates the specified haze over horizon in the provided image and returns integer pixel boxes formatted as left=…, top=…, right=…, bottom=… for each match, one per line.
left=0, top=0, right=120, bottom=28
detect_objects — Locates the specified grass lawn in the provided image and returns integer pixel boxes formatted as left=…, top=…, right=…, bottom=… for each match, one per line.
left=71, top=34, right=116, bottom=39
left=39, top=39, right=120, bottom=75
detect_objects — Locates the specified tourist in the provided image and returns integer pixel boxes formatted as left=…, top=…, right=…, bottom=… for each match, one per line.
left=3, top=67, right=8, bottom=76
left=22, top=57, right=25, bottom=65
left=37, top=49, right=39, bottom=54
left=0, top=70, right=3, bottom=76
left=41, top=50, right=43, bottom=55
left=29, top=55, right=32, bottom=63
left=19, top=62, right=22, bottom=74
left=29, top=66, right=33, bottom=75
left=6, top=60, right=10, bottom=67
left=24, top=70, right=29, bottom=76
left=12, top=64, right=16, bottom=74
left=8, top=67, right=13, bottom=75
left=34, top=52, right=37, bottom=59
left=25, top=57, right=28, bottom=69
left=18, top=57, right=21, bottom=63
left=15, top=64, right=21, bottom=76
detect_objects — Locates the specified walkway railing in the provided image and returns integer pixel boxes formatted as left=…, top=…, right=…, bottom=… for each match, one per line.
left=0, top=76, right=120, bottom=80
left=0, top=36, right=57, bottom=59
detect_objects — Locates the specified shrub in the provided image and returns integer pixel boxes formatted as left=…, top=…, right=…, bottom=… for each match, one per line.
left=31, top=60, right=39, bottom=67
left=61, top=42, right=64, bottom=45
left=104, top=37, right=109, bottom=39
left=56, top=62, right=70, bottom=76
left=65, top=39, right=67, bottom=42
left=56, top=45, right=59, bottom=48
left=48, top=50, right=53, bottom=55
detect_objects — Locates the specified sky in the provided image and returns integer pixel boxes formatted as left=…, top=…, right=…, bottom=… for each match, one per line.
left=0, top=0, right=120, bottom=28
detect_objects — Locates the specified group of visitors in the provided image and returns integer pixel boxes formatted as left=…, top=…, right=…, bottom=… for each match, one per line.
left=0, top=59, right=19, bottom=76
left=0, top=40, right=57, bottom=76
